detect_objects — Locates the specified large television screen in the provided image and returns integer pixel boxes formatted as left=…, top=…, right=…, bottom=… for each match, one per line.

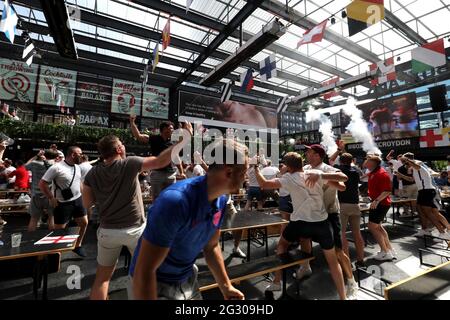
left=357, top=92, right=419, bottom=141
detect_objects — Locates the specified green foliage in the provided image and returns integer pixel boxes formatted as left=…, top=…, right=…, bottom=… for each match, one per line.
left=0, top=119, right=139, bottom=145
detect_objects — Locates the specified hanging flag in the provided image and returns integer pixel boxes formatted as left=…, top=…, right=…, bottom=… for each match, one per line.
left=297, top=20, right=327, bottom=48
left=411, top=39, right=447, bottom=74
left=240, top=69, right=254, bottom=93
left=162, top=17, right=171, bottom=51
left=186, top=0, right=194, bottom=13
left=369, top=57, right=396, bottom=86
left=322, top=77, right=340, bottom=100
left=419, top=128, right=449, bottom=148
left=151, top=43, right=160, bottom=73
left=142, top=63, right=149, bottom=87
left=220, top=81, right=232, bottom=102
left=346, top=0, right=384, bottom=37
left=22, top=36, right=36, bottom=66
left=259, top=55, right=276, bottom=82
left=0, top=0, right=18, bottom=44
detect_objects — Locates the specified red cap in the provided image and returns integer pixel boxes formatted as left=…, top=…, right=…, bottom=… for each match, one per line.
left=304, top=144, right=326, bottom=158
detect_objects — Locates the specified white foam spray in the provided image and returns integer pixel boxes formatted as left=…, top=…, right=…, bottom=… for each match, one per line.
left=305, top=106, right=338, bottom=156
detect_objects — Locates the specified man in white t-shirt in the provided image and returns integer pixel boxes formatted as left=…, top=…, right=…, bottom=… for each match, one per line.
left=39, top=146, right=88, bottom=257
left=401, top=154, right=450, bottom=240
left=254, top=152, right=349, bottom=300
left=302, top=144, right=358, bottom=299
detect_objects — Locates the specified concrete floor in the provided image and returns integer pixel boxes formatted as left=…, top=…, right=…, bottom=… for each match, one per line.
left=0, top=209, right=448, bottom=300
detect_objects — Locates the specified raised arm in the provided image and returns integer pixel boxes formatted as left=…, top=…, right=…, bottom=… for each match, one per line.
left=129, top=115, right=150, bottom=144
left=254, top=165, right=282, bottom=190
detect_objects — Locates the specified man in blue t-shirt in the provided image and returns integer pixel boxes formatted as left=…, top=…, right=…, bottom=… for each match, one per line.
left=128, top=139, right=248, bottom=300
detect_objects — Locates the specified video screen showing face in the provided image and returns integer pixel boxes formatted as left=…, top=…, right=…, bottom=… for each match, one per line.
left=358, top=93, right=419, bottom=141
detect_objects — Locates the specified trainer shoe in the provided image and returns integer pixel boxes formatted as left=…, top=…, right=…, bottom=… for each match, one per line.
left=346, top=280, right=359, bottom=300
left=232, top=247, right=247, bottom=259
left=265, top=282, right=282, bottom=292
left=0, top=218, right=6, bottom=226
left=389, top=249, right=398, bottom=260
left=293, top=264, right=312, bottom=280
left=72, top=247, right=87, bottom=258
left=373, top=251, right=394, bottom=261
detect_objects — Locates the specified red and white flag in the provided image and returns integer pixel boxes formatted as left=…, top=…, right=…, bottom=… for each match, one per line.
left=370, top=57, right=396, bottom=86
left=420, top=128, right=450, bottom=148
left=297, top=20, right=327, bottom=48
left=34, top=234, right=79, bottom=245
left=162, top=17, right=171, bottom=51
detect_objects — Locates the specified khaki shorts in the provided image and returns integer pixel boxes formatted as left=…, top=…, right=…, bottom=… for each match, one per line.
left=96, top=224, right=145, bottom=267
left=400, top=184, right=418, bottom=199
left=339, top=203, right=361, bottom=228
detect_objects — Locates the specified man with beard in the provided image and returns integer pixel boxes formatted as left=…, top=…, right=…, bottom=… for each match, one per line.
left=39, top=146, right=88, bottom=257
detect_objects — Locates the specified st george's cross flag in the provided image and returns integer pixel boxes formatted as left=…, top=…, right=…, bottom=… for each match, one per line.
left=411, top=39, right=447, bottom=74
left=0, top=0, right=18, bottom=44
left=369, top=57, right=396, bottom=86
left=259, top=54, right=277, bottom=82
left=419, top=128, right=450, bottom=148
left=34, top=234, right=79, bottom=245
left=297, top=20, right=327, bottom=48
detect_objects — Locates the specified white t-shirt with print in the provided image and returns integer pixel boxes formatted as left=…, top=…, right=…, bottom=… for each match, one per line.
left=278, top=171, right=328, bottom=222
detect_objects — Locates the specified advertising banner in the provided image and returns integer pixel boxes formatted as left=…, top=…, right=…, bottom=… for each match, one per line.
left=0, top=58, right=38, bottom=103
left=37, top=65, right=77, bottom=108
left=142, top=85, right=169, bottom=119
left=111, top=79, right=142, bottom=116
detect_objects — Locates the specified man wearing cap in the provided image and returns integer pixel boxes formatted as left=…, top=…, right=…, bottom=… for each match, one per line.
left=301, top=144, right=358, bottom=299
left=365, top=155, right=396, bottom=261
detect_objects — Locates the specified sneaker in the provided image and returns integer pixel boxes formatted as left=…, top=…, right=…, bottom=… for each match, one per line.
left=232, top=247, right=247, bottom=259
left=346, top=281, right=359, bottom=300
left=390, top=249, right=398, bottom=260
left=72, top=247, right=87, bottom=258
left=265, top=282, right=282, bottom=292
left=0, top=219, right=6, bottom=226
left=373, top=251, right=394, bottom=261
left=293, top=264, right=312, bottom=280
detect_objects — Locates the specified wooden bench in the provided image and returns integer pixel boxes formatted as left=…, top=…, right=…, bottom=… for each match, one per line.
left=198, top=250, right=314, bottom=297
left=384, top=261, right=450, bottom=300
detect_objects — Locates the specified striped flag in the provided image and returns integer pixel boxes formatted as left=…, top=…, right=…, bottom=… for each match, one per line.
left=0, top=0, right=18, bottom=44
left=151, top=43, right=160, bottom=73
left=297, top=20, right=327, bottom=48
left=369, top=57, right=396, bottom=86
left=240, top=69, right=254, bottom=93
left=220, top=81, right=232, bottom=102
left=162, top=17, right=171, bottom=51
left=346, top=0, right=384, bottom=37
left=411, top=39, right=447, bottom=74
left=22, top=36, right=36, bottom=66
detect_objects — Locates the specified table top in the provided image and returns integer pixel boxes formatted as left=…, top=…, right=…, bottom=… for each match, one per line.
left=385, top=261, right=450, bottom=300
left=391, top=197, right=416, bottom=204
left=0, top=227, right=79, bottom=261
left=0, top=189, right=29, bottom=194
left=220, top=210, right=287, bottom=232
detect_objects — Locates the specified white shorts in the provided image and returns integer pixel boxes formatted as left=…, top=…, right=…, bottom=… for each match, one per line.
left=96, top=224, right=145, bottom=267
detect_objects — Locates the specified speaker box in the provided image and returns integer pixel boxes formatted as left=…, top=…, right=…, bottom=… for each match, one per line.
left=428, top=85, right=448, bottom=112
